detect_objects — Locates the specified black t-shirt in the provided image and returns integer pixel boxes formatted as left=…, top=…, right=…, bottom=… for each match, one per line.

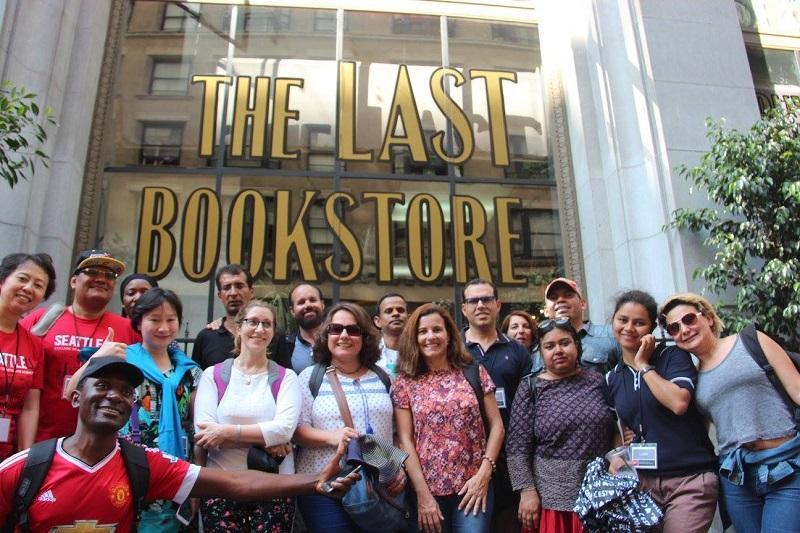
left=605, top=344, right=717, bottom=476
left=191, top=319, right=235, bottom=370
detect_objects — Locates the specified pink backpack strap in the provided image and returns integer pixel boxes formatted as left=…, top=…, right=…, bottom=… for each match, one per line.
left=213, top=359, right=233, bottom=404
left=269, top=363, right=286, bottom=401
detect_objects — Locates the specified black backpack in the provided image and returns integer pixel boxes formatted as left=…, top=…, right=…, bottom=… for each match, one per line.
left=739, top=323, right=800, bottom=429
left=6, top=438, right=150, bottom=533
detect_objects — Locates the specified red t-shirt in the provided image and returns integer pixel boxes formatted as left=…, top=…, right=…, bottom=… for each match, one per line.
left=20, top=308, right=137, bottom=440
left=0, top=327, right=44, bottom=460
left=0, top=438, right=198, bottom=532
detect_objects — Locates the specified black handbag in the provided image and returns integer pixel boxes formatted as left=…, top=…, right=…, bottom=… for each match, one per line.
left=246, top=446, right=283, bottom=474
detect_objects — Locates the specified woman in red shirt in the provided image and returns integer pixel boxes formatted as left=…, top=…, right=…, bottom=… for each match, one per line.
left=0, top=253, right=56, bottom=459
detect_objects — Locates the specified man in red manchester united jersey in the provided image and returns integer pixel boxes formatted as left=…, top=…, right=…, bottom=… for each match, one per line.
left=0, top=356, right=357, bottom=532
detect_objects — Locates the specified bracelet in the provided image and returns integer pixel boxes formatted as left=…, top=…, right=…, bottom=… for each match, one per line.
left=481, top=455, right=496, bottom=472
left=640, top=365, right=656, bottom=376
left=235, top=424, right=241, bottom=442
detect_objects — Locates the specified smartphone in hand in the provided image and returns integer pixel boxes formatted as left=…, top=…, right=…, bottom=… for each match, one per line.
left=321, top=464, right=363, bottom=494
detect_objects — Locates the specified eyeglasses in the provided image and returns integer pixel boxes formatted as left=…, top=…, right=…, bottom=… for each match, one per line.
left=665, top=311, right=704, bottom=336
left=327, top=323, right=362, bottom=337
left=80, top=268, right=118, bottom=280
left=537, top=318, right=573, bottom=336
left=241, top=318, right=272, bottom=330
left=464, top=295, right=497, bottom=306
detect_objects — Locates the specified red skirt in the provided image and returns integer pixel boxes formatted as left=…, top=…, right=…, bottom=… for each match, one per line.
left=521, top=508, right=584, bottom=533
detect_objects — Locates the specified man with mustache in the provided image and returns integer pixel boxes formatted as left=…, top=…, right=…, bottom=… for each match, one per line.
left=542, top=277, right=620, bottom=374
left=372, top=293, right=408, bottom=377
left=192, top=264, right=255, bottom=369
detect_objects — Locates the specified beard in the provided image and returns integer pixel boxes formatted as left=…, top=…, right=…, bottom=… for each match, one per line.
left=295, top=310, right=323, bottom=330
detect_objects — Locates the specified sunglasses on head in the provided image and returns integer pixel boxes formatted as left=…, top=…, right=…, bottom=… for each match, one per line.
left=664, top=311, right=704, bottom=336
left=80, top=268, right=118, bottom=280
left=537, top=317, right=573, bottom=336
left=327, top=323, right=362, bottom=337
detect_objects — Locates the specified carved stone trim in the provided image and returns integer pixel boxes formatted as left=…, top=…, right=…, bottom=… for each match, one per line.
left=547, top=67, right=585, bottom=290
left=73, top=0, right=128, bottom=252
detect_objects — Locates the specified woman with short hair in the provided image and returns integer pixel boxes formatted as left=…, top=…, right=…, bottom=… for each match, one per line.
left=660, top=293, right=800, bottom=533
left=0, top=253, right=55, bottom=459
left=119, top=287, right=201, bottom=531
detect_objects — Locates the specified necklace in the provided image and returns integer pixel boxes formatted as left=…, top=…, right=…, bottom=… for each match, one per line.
left=234, top=358, right=269, bottom=385
left=333, top=362, right=363, bottom=376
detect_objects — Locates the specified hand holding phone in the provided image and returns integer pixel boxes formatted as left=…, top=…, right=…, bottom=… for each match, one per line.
left=321, top=464, right=363, bottom=494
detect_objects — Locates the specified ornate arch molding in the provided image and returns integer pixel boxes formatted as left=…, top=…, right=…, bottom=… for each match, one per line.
left=73, top=0, right=128, bottom=252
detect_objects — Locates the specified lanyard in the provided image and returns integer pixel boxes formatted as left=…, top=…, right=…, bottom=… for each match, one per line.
left=352, top=377, right=373, bottom=435
left=71, top=306, right=104, bottom=355
left=1, top=330, right=21, bottom=416
left=635, top=367, right=649, bottom=443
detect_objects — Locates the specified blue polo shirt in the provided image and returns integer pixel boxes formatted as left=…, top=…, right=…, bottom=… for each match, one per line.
left=463, top=329, right=532, bottom=429
left=605, top=344, right=717, bottom=477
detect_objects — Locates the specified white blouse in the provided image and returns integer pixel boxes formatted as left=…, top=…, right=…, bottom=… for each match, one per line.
left=193, top=362, right=301, bottom=474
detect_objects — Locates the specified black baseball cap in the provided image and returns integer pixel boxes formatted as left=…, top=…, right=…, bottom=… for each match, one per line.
left=78, top=356, right=144, bottom=388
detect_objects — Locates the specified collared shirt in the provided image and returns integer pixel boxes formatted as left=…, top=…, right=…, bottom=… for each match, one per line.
left=191, top=317, right=234, bottom=370
left=462, top=329, right=531, bottom=429
left=376, top=338, right=399, bottom=378
left=579, top=320, right=622, bottom=374
left=291, top=334, right=314, bottom=375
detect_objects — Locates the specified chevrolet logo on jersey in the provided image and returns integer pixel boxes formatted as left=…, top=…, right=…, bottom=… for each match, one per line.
left=51, top=520, right=117, bottom=532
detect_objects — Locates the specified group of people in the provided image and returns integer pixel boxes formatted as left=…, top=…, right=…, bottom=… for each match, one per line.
left=0, top=249, right=798, bottom=533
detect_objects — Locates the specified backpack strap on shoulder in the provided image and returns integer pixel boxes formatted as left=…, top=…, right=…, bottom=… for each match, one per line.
left=10, top=438, right=59, bottom=533
left=213, top=358, right=234, bottom=404
left=462, top=362, right=487, bottom=431
left=119, top=439, right=150, bottom=531
left=267, top=361, right=287, bottom=401
left=368, top=365, right=392, bottom=392
left=309, top=363, right=327, bottom=399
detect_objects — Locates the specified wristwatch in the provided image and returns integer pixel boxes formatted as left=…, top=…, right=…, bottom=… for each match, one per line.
left=640, top=365, right=656, bottom=375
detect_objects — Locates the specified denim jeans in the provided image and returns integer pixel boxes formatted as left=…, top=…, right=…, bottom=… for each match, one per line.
left=720, top=466, right=800, bottom=533
left=431, top=486, right=494, bottom=533
left=297, top=493, right=367, bottom=533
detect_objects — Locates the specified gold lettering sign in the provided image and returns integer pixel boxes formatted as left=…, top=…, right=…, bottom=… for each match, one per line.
left=134, top=187, right=535, bottom=286
left=135, top=187, right=178, bottom=277
left=180, top=188, right=221, bottom=282
left=194, top=66, right=519, bottom=166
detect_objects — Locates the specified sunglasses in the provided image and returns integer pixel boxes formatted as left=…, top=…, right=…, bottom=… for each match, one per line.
left=241, top=318, right=273, bottom=330
left=664, top=311, right=704, bottom=336
left=464, top=295, right=497, bottom=306
left=80, top=268, right=118, bottom=280
left=327, top=323, right=362, bottom=337
left=537, top=317, right=573, bottom=336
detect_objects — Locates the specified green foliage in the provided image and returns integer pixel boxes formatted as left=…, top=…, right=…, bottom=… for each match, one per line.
left=0, top=81, right=55, bottom=188
left=667, top=103, right=800, bottom=350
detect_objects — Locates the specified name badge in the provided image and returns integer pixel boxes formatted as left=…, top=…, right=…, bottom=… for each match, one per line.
left=495, top=387, right=507, bottom=409
left=630, top=442, right=658, bottom=470
left=0, top=416, right=11, bottom=443
left=62, top=375, right=74, bottom=399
